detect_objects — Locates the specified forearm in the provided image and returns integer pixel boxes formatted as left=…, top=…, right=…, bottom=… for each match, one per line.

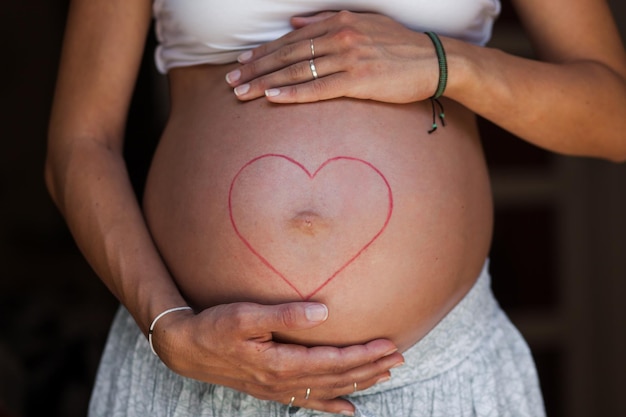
left=446, top=39, right=626, bottom=161
left=45, top=141, right=188, bottom=335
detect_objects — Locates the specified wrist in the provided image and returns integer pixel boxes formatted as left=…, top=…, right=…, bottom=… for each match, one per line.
left=423, top=32, right=449, bottom=133
left=124, top=268, right=191, bottom=336
left=148, top=306, right=195, bottom=361
left=436, top=36, right=483, bottom=103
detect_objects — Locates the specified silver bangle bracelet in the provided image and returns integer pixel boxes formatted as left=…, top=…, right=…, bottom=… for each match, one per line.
left=148, top=306, right=193, bottom=356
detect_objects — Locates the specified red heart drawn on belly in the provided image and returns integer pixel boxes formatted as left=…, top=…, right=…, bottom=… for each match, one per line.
left=228, top=154, right=393, bottom=300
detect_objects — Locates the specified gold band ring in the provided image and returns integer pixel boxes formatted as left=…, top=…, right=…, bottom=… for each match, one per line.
left=309, top=59, right=319, bottom=80
left=353, top=382, right=358, bottom=393
left=310, top=38, right=315, bottom=58
left=305, top=387, right=311, bottom=400
left=288, top=396, right=296, bottom=408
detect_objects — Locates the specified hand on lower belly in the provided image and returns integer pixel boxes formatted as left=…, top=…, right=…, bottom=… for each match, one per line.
left=151, top=300, right=404, bottom=415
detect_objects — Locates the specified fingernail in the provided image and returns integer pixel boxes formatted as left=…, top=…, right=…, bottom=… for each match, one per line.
left=391, top=361, right=405, bottom=369
left=339, top=411, right=355, bottom=416
left=375, top=375, right=391, bottom=384
left=225, top=69, right=241, bottom=84
left=383, top=348, right=398, bottom=357
left=237, top=50, right=253, bottom=63
left=305, top=304, right=328, bottom=322
left=265, top=88, right=281, bottom=97
left=234, top=83, right=250, bottom=96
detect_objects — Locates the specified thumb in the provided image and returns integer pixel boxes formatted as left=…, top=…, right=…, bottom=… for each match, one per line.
left=256, top=302, right=329, bottom=333
left=291, top=11, right=337, bottom=28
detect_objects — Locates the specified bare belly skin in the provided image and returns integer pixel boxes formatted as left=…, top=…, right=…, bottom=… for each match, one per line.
left=143, top=64, right=493, bottom=351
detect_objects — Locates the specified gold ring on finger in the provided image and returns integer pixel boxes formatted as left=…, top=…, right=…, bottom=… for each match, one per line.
left=305, top=387, right=311, bottom=400
left=353, top=382, right=358, bottom=393
left=309, top=59, right=319, bottom=80
left=310, top=38, right=315, bottom=58
left=288, top=396, right=296, bottom=408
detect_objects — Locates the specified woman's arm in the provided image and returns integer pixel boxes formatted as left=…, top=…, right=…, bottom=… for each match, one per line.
left=46, top=0, right=176, bottom=328
left=448, top=0, right=626, bottom=161
left=227, top=1, right=626, bottom=161
left=45, top=1, right=402, bottom=414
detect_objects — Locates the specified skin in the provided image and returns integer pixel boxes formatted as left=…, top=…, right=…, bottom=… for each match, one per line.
left=45, top=1, right=402, bottom=415
left=228, top=5, right=626, bottom=160
left=143, top=74, right=492, bottom=351
left=45, top=0, right=626, bottom=415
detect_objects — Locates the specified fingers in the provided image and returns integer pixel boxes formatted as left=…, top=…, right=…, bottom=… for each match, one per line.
left=276, top=363, right=395, bottom=415
left=218, top=335, right=402, bottom=415
left=281, top=350, right=400, bottom=393
left=159, top=302, right=404, bottom=416
left=228, top=53, right=354, bottom=102
left=225, top=11, right=432, bottom=104
left=225, top=12, right=369, bottom=102
left=233, top=31, right=317, bottom=72
left=225, top=15, right=343, bottom=100
left=246, top=340, right=402, bottom=400
left=236, top=13, right=336, bottom=64
left=289, top=396, right=357, bottom=416
left=236, top=321, right=403, bottom=397
left=281, top=377, right=380, bottom=416
left=226, top=37, right=330, bottom=98
left=290, top=11, right=338, bottom=29
left=276, top=338, right=401, bottom=377
left=238, top=11, right=357, bottom=64
left=246, top=302, right=329, bottom=334
left=251, top=353, right=400, bottom=416
left=242, top=336, right=401, bottom=386
left=264, top=73, right=352, bottom=103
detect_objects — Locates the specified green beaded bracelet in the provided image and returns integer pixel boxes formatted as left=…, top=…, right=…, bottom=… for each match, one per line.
left=424, top=31, right=448, bottom=134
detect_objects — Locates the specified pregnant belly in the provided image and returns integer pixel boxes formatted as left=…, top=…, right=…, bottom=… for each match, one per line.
left=229, top=153, right=393, bottom=300
left=143, top=74, right=493, bottom=350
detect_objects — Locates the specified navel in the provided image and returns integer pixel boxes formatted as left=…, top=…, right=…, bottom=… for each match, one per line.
left=288, top=210, right=330, bottom=236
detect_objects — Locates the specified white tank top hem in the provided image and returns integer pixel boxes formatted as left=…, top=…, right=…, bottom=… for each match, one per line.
left=153, top=0, right=501, bottom=74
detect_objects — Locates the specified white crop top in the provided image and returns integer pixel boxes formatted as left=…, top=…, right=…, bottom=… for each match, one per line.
left=153, top=0, right=501, bottom=74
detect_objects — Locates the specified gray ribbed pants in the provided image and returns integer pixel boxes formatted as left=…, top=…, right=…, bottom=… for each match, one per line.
left=89, top=261, right=546, bottom=417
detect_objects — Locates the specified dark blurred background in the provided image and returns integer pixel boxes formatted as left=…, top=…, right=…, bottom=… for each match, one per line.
left=1, top=1, right=625, bottom=416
